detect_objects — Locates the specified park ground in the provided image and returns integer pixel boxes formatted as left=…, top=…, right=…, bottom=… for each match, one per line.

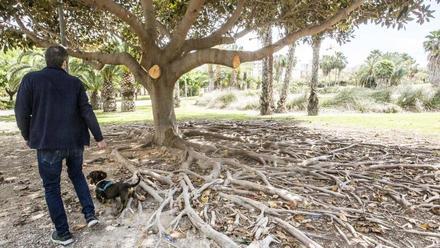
left=0, top=99, right=439, bottom=247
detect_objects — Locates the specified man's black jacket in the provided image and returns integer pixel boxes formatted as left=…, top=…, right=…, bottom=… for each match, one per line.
left=15, top=66, right=103, bottom=150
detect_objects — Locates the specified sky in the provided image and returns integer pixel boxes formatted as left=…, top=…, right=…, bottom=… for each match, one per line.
left=237, top=3, right=440, bottom=70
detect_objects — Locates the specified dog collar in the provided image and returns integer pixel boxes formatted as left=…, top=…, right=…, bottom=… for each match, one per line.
left=97, top=180, right=113, bottom=192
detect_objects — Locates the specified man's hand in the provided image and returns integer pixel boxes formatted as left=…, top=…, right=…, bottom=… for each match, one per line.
left=97, top=140, right=107, bottom=149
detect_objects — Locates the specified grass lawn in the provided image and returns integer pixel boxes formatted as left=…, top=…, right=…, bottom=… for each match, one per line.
left=1, top=99, right=439, bottom=136
left=289, top=112, right=440, bottom=136
left=95, top=103, right=253, bottom=125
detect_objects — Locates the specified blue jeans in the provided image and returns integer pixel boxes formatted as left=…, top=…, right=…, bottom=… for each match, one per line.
left=37, top=148, right=95, bottom=236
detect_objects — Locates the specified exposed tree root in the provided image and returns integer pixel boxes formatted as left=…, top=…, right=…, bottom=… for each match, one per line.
left=274, top=217, right=323, bottom=248
left=180, top=180, right=239, bottom=248
left=104, top=121, right=440, bottom=247
left=111, top=148, right=164, bottom=202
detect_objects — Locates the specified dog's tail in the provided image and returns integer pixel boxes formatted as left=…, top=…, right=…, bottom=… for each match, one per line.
left=126, top=174, right=141, bottom=188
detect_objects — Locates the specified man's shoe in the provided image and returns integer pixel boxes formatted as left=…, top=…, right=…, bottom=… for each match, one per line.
left=50, top=231, right=74, bottom=246
left=86, top=216, right=99, bottom=227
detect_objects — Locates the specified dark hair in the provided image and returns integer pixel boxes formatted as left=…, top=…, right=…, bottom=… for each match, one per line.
left=45, top=45, right=68, bottom=67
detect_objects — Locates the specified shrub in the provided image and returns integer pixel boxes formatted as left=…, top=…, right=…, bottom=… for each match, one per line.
left=196, top=90, right=239, bottom=109
left=286, top=94, right=308, bottom=111
left=370, top=89, right=392, bottom=103
left=321, top=88, right=367, bottom=111
left=396, top=87, right=431, bottom=112
left=0, top=99, right=13, bottom=110
left=424, top=88, right=440, bottom=110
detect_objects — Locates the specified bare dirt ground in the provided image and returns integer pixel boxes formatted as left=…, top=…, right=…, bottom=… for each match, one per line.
left=0, top=120, right=439, bottom=248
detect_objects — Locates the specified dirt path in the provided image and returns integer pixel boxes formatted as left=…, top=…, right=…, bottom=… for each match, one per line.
left=1, top=122, right=439, bottom=248
left=0, top=126, right=211, bottom=248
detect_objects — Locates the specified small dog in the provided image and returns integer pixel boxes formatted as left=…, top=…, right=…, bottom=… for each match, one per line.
left=87, top=170, right=141, bottom=213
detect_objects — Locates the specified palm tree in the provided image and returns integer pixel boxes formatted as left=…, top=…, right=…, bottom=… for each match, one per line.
left=120, top=67, right=136, bottom=112
left=274, top=54, right=287, bottom=84
left=101, top=65, right=121, bottom=112
left=276, top=43, right=296, bottom=113
left=5, top=51, right=45, bottom=102
left=69, top=59, right=103, bottom=110
left=307, top=34, right=322, bottom=116
left=424, top=30, right=440, bottom=86
left=260, top=26, right=274, bottom=115
left=333, top=51, right=348, bottom=84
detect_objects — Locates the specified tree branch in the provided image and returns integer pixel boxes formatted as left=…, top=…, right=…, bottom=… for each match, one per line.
left=80, top=0, right=150, bottom=46
left=165, top=0, right=205, bottom=58
left=182, top=36, right=235, bottom=53
left=156, top=20, right=171, bottom=38
left=14, top=16, right=152, bottom=92
left=140, top=0, right=156, bottom=43
left=211, top=0, right=246, bottom=37
left=172, top=0, right=364, bottom=75
left=180, top=0, right=246, bottom=53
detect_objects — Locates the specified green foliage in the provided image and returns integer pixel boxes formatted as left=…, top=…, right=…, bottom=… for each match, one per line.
left=320, top=51, right=348, bottom=77
left=356, top=50, right=418, bottom=87
left=426, top=88, right=440, bottom=110
left=321, top=88, right=367, bottom=112
left=0, top=99, right=13, bottom=110
left=218, top=93, right=237, bottom=108
left=424, top=30, right=440, bottom=58
left=370, top=89, right=392, bottom=103
left=101, top=64, right=123, bottom=87
left=178, top=71, right=209, bottom=97
left=373, top=60, right=395, bottom=80
left=70, top=59, right=103, bottom=92
left=395, top=86, right=440, bottom=111
left=0, top=49, right=45, bottom=101
left=320, top=55, right=334, bottom=76
left=286, top=94, right=308, bottom=111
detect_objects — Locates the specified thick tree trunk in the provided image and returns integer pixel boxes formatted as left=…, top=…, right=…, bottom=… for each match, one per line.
left=150, top=77, right=179, bottom=146
left=121, top=72, right=136, bottom=112
left=260, top=27, right=274, bottom=116
left=307, top=35, right=322, bottom=116
left=207, top=64, right=215, bottom=91
left=102, top=80, right=117, bottom=112
left=276, top=43, right=296, bottom=113
left=427, top=56, right=440, bottom=87
left=90, top=90, right=101, bottom=110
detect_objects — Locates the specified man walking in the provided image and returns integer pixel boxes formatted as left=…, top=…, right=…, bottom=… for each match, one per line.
left=15, top=45, right=106, bottom=246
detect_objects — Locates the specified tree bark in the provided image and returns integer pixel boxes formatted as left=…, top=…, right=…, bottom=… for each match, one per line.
left=276, top=43, right=296, bottom=113
left=243, top=72, right=248, bottom=90
left=121, top=71, right=136, bottom=112
left=307, top=35, right=322, bottom=116
left=90, top=90, right=101, bottom=110
left=214, top=65, right=221, bottom=89
left=207, top=64, right=215, bottom=91
left=230, top=69, right=238, bottom=88
left=274, top=60, right=283, bottom=84
left=427, top=55, right=439, bottom=87
left=260, top=26, right=274, bottom=116
left=57, top=0, right=68, bottom=72
left=150, top=77, right=179, bottom=146
left=102, top=79, right=117, bottom=112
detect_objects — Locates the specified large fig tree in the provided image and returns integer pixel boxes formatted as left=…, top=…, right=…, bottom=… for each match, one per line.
left=0, top=0, right=436, bottom=145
